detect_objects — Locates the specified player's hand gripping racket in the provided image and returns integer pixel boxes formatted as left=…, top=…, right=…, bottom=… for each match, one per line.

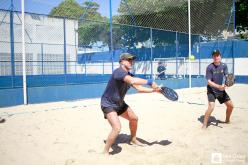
left=160, top=86, right=178, bottom=101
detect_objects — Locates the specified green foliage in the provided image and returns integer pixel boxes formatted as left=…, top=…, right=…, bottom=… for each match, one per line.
left=81, top=1, right=107, bottom=21
left=239, top=31, right=248, bottom=39
left=116, top=0, right=230, bottom=46
left=48, top=0, right=248, bottom=47
left=49, top=0, right=108, bottom=46
left=78, top=1, right=109, bottom=46
left=78, top=22, right=109, bottom=46
left=49, top=0, right=83, bottom=19
left=236, top=0, right=248, bottom=39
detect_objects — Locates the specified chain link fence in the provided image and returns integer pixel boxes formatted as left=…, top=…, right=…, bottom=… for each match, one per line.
left=0, top=0, right=240, bottom=90
left=115, top=0, right=235, bottom=37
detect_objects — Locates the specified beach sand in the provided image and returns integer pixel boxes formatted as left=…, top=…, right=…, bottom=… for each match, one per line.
left=0, top=84, right=248, bottom=165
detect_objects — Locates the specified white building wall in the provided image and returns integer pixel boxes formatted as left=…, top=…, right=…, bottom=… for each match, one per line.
left=77, top=58, right=248, bottom=76
left=0, top=11, right=78, bottom=76
left=234, top=58, right=248, bottom=75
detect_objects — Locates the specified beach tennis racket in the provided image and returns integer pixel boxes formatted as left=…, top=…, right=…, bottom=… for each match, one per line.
left=160, top=86, right=178, bottom=101
left=225, top=73, right=235, bottom=87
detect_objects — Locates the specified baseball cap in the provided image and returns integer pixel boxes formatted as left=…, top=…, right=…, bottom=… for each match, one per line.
left=119, top=53, right=136, bottom=62
left=212, top=50, right=221, bottom=56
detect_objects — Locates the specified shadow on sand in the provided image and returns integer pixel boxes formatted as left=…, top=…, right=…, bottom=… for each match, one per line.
left=104, top=133, right=172, bottom=155
left=198, top=115, right=227, bottom=128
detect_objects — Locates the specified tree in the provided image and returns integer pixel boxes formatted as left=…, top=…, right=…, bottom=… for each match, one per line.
left=78, top=22, right=109, bottom=46
left=49, top=0, right=109, bottom=47
left=49, top=0, right=83, bottom=19
left=236, top=0, right=248, bottom=39
left=116, top=0, right=235, bottom=45
left=81, top=1, right=103, bottom=21
left=115, top=0, right=188, bottom=47
left=78, top=1, right=109, bottom=46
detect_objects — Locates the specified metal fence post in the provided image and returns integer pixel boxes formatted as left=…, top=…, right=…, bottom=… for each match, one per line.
left=233, top=0, right=236, bottom=34
left=109, top=0, right=114, bottom=72
left=150, top=28, right=153, bottom=79
left=198, top=35, right=201, bottom=76
left=232, top=39, right=235, bottom=74
left=176, top=31, right=178, bottom=77
left=188, top=0, right=192, bottom=88
left=10, top=1, right=15, bottom=87
left=63, top=18, right=67, bottom=84
left=84, top=52, right=86, bottom=75
left=21, top=0, right=27, bottom=105
left=41, top=43, right=44, bottom=75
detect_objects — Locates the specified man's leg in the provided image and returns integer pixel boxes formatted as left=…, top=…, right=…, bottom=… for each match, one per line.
left=202, top=102, right=215, bottom=129
left=103, top=111, right=121, bottom=155
left=120, top=107, right=143, bottom=146
left=224, top=100, right=234, bottom=123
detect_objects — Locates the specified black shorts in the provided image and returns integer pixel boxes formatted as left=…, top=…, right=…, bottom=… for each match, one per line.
left=101, top=103, right=129, bottom=119
left=207, top=90, right=231, bottom=104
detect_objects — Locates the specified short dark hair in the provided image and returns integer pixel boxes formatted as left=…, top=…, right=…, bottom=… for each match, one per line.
left=212, top=49, right=221, bottom=56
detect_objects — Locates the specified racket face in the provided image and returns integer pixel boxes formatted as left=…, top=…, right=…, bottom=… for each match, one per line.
left=161, top=86, right=178, bottom=101
left=225, top=74, right=235, bottom=87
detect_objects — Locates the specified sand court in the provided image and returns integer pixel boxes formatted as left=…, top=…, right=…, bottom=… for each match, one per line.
left=0, top=84, right=248, bottom=165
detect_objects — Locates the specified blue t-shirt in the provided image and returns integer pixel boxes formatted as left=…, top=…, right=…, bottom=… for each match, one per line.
left=101, top=67, right=134, bottom=108
left=157, top=65, right=166, bottom=78
left=206, top=62, right=228, bottom=94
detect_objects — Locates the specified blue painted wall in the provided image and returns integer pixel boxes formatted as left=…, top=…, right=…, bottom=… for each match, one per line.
left=0, top=77, right=205, bottom=107
left=0, top=74, right=111, bottom=89
left=1, top=76, right=248, bottom=107
left=0, top=88, right=23, bottom=107
left=28, top=83, right=107, bottom=104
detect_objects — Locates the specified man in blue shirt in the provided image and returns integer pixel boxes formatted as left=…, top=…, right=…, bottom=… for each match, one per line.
left=157, top=61, right=166, bottom=80
left=202, top=50, right=234, bottom=129
left=101, top=53, right=161, bottom=155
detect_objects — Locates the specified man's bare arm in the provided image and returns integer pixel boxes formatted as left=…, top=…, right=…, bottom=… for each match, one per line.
left=207, top=79, right=225, bottom=91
